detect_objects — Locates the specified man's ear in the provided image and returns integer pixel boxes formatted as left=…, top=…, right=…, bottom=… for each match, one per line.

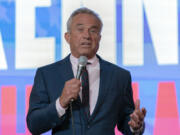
left=64, top=32, right=70, bottom=44
left=99, top=34, right=101, bottom=41
left=97, top=34, right=101, bottom=43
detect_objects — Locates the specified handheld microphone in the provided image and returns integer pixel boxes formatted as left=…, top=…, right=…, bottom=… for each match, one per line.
left=71, top=56, right=87, bottom=102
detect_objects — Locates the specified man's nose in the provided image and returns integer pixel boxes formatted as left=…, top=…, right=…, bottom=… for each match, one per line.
left=83, top=30, right=91, bottom=39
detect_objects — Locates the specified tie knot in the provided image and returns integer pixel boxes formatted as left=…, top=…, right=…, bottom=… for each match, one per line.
left=83, top=62, right=90, bottom=71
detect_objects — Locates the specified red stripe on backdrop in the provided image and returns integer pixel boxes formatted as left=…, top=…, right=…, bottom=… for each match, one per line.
left=25, top=85, right=32, bottom=135
left=1, top=86, right=16, bottom=135
left=154, top=82, right=180, bottom=135
left=115, top=82, right=139, bottom=135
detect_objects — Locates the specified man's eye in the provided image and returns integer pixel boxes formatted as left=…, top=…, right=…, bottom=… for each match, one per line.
left=90, top=29, right=98, bottom=34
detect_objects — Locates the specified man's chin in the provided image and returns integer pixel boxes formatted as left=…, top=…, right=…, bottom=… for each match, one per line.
left=79, top=53, right=89, bottom=57
left=79, top=53, right=94, bottom=59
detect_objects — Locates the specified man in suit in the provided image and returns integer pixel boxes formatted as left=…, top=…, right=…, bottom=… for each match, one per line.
left=27, top=7, right=146, bottom=135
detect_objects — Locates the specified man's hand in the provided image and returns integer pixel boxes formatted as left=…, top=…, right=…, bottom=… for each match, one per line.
left=128, top=99, right=146, bottom=131
left=59, top=78, right=81, bottom=108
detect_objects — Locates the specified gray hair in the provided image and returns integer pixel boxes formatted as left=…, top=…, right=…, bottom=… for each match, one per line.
left=66, top=7, right=103, bottom=32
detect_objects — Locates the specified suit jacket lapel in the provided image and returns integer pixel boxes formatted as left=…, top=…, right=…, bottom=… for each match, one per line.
left=59, top=55, right=74, bottom=81
left=89, top=56, right=113, bottom=122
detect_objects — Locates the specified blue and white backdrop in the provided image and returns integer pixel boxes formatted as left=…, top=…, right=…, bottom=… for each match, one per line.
left=0, top=0, right=180, bottom=135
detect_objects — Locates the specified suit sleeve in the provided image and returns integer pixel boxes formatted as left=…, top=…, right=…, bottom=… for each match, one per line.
left=117, top=71, right=135, bottom=134
left=26, top=68, right=66, bottom=134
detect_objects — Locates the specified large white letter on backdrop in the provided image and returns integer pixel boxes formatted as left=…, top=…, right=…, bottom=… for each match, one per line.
left=62, top=0, right=116, bottom=63
left=123, top=0, right=178, bottom=66
left=144, top=0, right=178, bottom=65
left=16, top=0, right=55, bottom=69
left=123, top=0, right=143, bottom=66
left=0, top=33, right=7, bottom=70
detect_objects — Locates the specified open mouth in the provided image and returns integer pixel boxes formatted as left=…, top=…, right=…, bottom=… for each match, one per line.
left=81, top=42, right=91, bottom=45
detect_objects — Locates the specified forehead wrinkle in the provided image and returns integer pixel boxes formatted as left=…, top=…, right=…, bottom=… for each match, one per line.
left=75, top=23, right=100, bottom=29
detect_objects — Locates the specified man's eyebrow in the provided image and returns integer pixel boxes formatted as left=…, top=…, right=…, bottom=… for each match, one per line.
left=91, top=26, right=99, bottom=29
left=76, top=24, right=83, bottom=27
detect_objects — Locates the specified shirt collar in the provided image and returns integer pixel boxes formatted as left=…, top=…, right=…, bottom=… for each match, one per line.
left=70, top=54, right=98, bottom=66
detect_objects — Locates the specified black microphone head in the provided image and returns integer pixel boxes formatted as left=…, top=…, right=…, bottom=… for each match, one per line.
left=78, top=56, right=88, bottom=66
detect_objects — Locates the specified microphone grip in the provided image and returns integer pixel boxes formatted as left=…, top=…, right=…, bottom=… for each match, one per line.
left=70, top=65, right=84, bottom=103
left=76, top=65, right=84, bottom=80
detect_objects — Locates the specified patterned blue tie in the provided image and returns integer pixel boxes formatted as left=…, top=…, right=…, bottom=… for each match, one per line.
left=81, top=66, right=90, bottom=118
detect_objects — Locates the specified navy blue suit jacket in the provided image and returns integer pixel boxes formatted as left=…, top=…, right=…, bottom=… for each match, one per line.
left=27, top=55, right=135, bottom=135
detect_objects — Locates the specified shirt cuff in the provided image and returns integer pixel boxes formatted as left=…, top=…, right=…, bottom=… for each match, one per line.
left=130, top=122, right=144, bottom=135
left=55, top=98, right=67, bottom=118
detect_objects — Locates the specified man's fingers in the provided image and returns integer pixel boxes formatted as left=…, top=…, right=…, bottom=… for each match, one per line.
left=128, top=120, right=133, bottom=127
left=129, top=100, right=147, bottom=131
left=60, top=78, right=82, bottom=108
left=135, top=99, right=140, bottom=110
left=128, top=119, right=141, bottom=130
left=128, top=120, right=134, bottom=127
left=135, top=108, right=146, bottom=121
left=130, top=114, right=139, bottom=124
